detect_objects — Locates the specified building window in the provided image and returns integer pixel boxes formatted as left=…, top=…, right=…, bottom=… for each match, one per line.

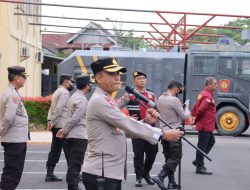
left=219, top=57, right=233, bottom=76
left=35, top=0, right=40, bottom=23
left=236, top=57, right=250, bottom=80
left=193, top=55, right=215, bottom=75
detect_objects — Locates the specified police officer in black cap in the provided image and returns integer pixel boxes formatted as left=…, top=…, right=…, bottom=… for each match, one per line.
left=56, top=74, right=92, bottom=190
left=45, top=74, right=74, bottom=182
left=81, top=58, right=183, bottom=190
left=117, top=71, right=158, bottom=187
left=0, top=66, right=29, bottom=190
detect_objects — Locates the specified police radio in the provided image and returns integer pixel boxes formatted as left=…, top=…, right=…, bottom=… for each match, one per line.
left=97, top=152, right=105, bottom=190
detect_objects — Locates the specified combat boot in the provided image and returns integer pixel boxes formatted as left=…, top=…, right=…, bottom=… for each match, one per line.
left=68, top=184, right=82, bottom=190
left=152, top=170, right=168, bottom=190
left=167, top=171, right=180, bottom=189
left=45, top=166, right=63, bottom=182
left=143, top=174, right=154, bottom=185
left=77, top=173, right=82, bottom=183
left=135, top=178, right=143, bottom=187
left=196, top=166, right=213, bottom=175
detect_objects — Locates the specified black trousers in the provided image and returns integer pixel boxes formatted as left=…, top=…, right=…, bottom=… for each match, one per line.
left=196, top=131, right=215, bottom=167
left=66, top=138, right=88, bottom=187
left=132, top=138, right=158, bottom=178
left=0, top=142, right=27, bottom=190
left=46, top=128, right=69, bottom=167
left=162, top=140, right=182, bottom=173
left=82, top=172, right=122, bottom=190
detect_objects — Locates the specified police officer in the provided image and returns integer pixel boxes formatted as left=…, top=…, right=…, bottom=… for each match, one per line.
left=0, top=66, right=29, bottom=190
left=191, top=77, right=217, bottom=175
left=117, top=71, right=158, bottom=187
left=153, top=80, right=191, bottom=190
left=56, top=74, right=92, bottom=190
left=45, top=74, right=74, bottom=182
left=81, top=58, right=184, bottom=190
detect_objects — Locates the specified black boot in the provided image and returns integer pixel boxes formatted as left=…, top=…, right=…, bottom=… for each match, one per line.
left=167, top=171, right=180, bottom=189
left=45, top=166, right=63, bottom=182
left=152, top=170, right=168, bottom=190
left=68, top=184, right=82, bottom=190
left=135, top=178, right=143, bottom=187
left=196, top=167, right=213, bottom=175
left=143, top=173, right=154, bottom=185
left=77, top=173, right=82, bottom=183
left=192, top=160, right=207, bottom=170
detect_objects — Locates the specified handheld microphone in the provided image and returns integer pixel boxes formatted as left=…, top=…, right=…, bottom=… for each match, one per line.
left=125, top=86, right=156, bottom=108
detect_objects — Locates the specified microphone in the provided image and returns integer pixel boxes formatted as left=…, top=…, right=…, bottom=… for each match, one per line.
left=125, top=86, right=156, bottom=108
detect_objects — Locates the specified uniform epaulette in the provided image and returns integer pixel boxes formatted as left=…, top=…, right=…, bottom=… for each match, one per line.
left=146, top=89, right=155, bottom=95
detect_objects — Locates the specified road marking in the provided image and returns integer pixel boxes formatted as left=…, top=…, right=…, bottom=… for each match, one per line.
left=0, top=160, right=162, bottom=164
left=0, top=151, right=135, bottom=155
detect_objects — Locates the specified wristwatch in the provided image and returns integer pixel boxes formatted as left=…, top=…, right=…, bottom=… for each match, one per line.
left=158, top=129, right=164, bottom=141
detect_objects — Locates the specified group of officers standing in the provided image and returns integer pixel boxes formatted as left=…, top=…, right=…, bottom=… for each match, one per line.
left=0, top=57, right=217, bottom=190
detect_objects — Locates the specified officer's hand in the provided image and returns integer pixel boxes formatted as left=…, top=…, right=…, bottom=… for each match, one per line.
left=162, top=129, right=184, bottom=142
left=47, top=121, right=54, bottom=130
left=56, top=129, right=65, bottom=138
left=145, top=108, right=160, bottom=124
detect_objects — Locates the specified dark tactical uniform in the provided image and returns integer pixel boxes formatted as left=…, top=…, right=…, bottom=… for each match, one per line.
left=0, top=66, right=29, bottom=190
left=117, top=89, right=158, bottom=182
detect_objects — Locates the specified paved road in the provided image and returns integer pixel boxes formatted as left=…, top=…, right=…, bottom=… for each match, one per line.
left=0, top=133, right=249, bottom=190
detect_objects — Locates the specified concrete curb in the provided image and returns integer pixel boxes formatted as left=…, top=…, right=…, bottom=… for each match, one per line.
left=28, top=131, right=52, bottom=144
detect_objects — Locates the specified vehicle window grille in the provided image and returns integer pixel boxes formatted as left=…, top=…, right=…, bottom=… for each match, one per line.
left=236, top=57, right=250, bottom=80
left=219, top=57, right=233, bottom=76
left=193, top=56, right=215, bottom=75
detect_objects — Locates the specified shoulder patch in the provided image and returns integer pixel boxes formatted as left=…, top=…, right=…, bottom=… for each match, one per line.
left=104, top=97, right=115, bottom=108
left=12, top=96, right=19, bottom=104
left=148, top=93, right=153, bottom=99
left=146, top=88, right=154, bottom=93
left=175, top=98, right=181, bottom=105
left=197, top=94, right=202, bottom=100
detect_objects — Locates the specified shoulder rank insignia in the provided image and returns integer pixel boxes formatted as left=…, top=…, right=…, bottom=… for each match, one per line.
left=105, top=97, right=115, bottom=108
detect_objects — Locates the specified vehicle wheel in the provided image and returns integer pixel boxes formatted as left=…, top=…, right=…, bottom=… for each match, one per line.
left=216, top=106, right=246, bottom=136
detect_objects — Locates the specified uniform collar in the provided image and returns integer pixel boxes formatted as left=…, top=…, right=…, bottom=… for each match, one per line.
left=205, top=87, right=214, bottom=96
left=8, top=83, right=15, bottom=89
left=8, top=83, right=17, bottom=91
left=59, top=85, right=67, bottom=90
left=76, top=89, right=85, bottom=96
left=135, top=87, right=146, bottom=94
left=95, top=86, right=112, bottom=98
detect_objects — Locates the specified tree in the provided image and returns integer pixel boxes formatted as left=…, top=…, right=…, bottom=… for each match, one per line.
left=183, top=18, right=250, bottom=45
left=217, top=18, right=250, bottom=45
left=111, top=23, right=147, bottom=50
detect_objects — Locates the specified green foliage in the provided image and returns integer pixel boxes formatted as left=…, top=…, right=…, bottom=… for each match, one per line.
left=217, top=18, right=250, bottom=45
left=112, top=23, right=147, bottom=49
left=25, top=101, right=50, bottom=129
left=185, top=18, right=250, bottom=45
left=187, top=28, right=218, bottom=44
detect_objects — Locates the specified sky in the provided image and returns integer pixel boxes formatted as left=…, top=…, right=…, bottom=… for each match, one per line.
left=41, top=0, right=250, bottom=37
